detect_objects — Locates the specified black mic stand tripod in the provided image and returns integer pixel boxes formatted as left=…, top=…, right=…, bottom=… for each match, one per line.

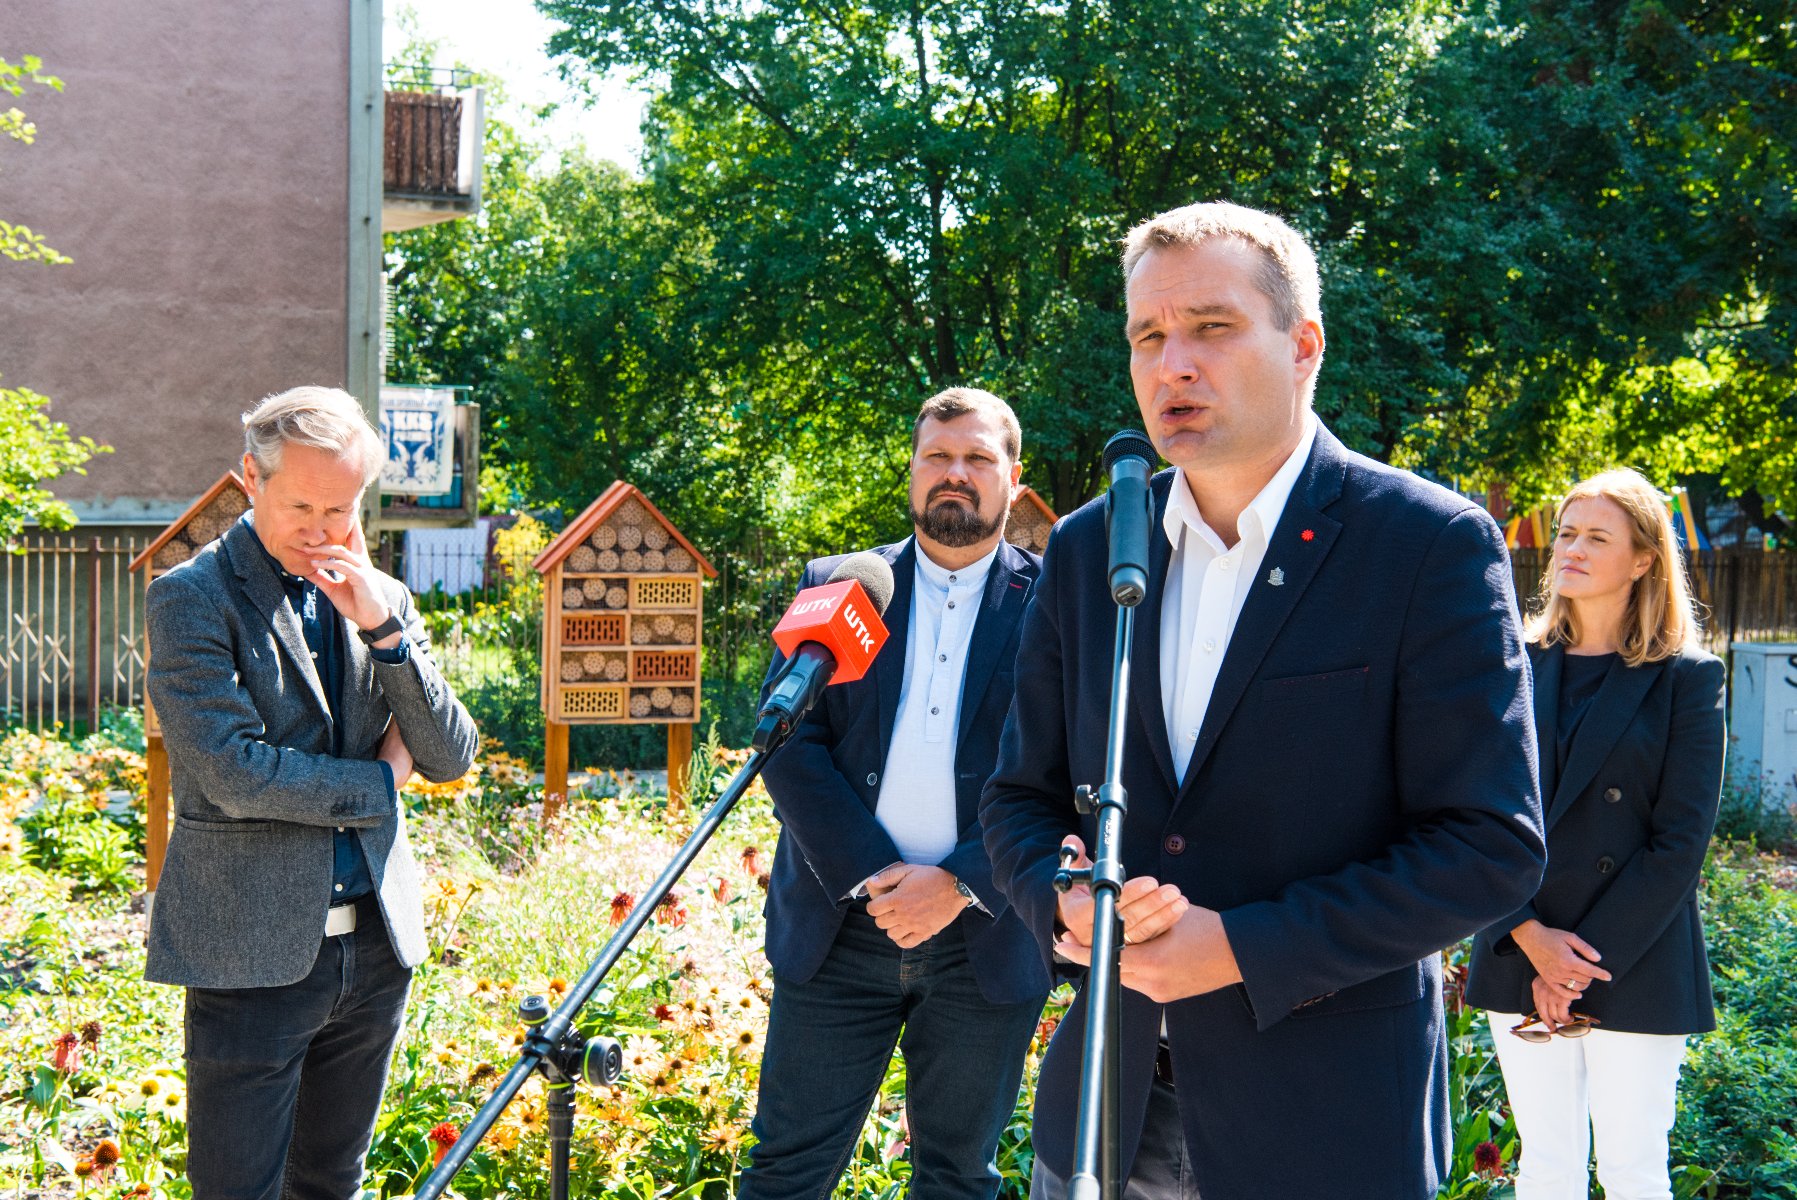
left=415, top=741, right=778, bottom=1200
left=1051, top=430, right=1155, bottom=1200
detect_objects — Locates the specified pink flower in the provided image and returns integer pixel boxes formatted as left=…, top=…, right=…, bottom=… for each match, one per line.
left=658, top=892, right=689, bottom=928
left=741, top=845, right=767, bottom=877
left=711, top=875, right=734, bottom=904
left=52, top=1031, right=82, bottom=1074
left=609, top=892, right=636, bottom=926
left=1473, top=1140, right=1502, bottom=1176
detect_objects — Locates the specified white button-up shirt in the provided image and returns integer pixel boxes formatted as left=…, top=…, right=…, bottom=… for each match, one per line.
left=872, top=540, right=998, bottom=864
left=1161, top=417, right=1317, bottom=783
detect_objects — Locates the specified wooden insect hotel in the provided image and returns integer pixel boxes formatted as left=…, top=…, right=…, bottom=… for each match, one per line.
left=127, top=471, right=253, bottom=893
left=533, top=482, right=717, bottom=814
left=1006, top=485, right=1058, bottom=554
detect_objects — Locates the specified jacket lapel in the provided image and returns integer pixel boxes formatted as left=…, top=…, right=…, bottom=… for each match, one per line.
left=1129, top=473, right=1180, bottom=797
left=1545, top=654, right=1665, bottom=832
left=1528, top=643, right=1563, bottom=812
left=1174, top=428, right=1347, bottom=806
left=956, top=541, right=1030, bottom=747
left=874, top=540, right=916, bottom=772
left=226, top=519, right=334, bottom=732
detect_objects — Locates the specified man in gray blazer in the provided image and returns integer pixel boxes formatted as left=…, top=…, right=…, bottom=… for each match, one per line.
left=145, top=386, right=478, bottom=1200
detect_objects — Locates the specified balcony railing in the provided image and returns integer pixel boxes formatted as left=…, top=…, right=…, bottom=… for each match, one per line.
left=383, top=66, right=483, bottom=231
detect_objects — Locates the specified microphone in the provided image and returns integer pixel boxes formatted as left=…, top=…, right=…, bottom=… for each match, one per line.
left=1103, top=430, right=1156, bottom=607
left=752, top=553, right=896, bottom=752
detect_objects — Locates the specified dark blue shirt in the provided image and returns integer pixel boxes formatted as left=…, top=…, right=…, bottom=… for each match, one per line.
left=248, top=518, right=408, bottom=904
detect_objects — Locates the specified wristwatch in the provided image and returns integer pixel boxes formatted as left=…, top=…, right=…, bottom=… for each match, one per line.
left=357, top=611, right=405, bottom=645
left=953, top=878, right=977, bottom=908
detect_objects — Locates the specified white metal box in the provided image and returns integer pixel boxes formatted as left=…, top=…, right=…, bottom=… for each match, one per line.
left=1728, top=642, right=1797, bottom=801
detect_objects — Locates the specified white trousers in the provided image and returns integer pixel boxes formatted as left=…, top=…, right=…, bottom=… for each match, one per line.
left=1486, top=1012, right=1688, bottom=1200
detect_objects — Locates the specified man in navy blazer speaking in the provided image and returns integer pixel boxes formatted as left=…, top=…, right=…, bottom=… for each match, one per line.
left=737, top=389, right=1052, bottom=1200
left=980, top=202, right=1548, bottom=1199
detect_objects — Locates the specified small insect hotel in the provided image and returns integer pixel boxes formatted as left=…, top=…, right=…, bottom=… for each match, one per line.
left=127, top=471, right=253, bottom=893
left=533, top=482, right=717, bottom=813
left=1006, top=485, right=1057, bottom=553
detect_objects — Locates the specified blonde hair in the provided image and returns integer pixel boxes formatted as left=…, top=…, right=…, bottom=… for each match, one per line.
left=242, top=386, right=384, bottom=487
left=1120, top=201, right=1323, bottom=334
left=1525, top=468, right=1700, bottom=666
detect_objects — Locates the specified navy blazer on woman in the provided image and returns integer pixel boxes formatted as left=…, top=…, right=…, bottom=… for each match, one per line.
left=758, top=538, right=1050, bottom=1006
left=1466, top=642, right=1727, bottom=1034
left=981, top=426, right=1547, bottom=1200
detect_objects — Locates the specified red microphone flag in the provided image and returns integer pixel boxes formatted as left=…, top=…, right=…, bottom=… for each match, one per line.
left=770, top=580, right=889, bottom=684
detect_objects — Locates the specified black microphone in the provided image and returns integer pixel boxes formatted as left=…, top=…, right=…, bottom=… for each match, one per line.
left=1102, top=430, right=1156, bottom=607
left=752, top=553, right=897, bottom=752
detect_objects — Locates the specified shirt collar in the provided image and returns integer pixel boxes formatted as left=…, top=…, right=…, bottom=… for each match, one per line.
left=1162, top=414, right=1319, bottom=551
left=913, top=538, right=999, bottom=594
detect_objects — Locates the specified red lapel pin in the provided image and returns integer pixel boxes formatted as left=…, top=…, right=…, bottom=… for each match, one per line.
left=1301, top=529, right=1315, bottom=542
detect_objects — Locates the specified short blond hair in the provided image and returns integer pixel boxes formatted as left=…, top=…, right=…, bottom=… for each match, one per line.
left=1525, top=468, right=1701, bottom=666
left=242, top=386, right=383, bottom=487
left=1121, top=201, right=1323, bottom=333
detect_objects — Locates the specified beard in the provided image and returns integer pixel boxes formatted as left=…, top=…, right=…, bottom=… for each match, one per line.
left=910, top=485, right=1004, bottom=548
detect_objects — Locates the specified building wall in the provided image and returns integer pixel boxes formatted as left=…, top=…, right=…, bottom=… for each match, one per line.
left=1, top=2, right=353, bottom=524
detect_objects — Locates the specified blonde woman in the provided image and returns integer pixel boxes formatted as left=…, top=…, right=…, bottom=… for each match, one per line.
left=1466, top=468, right=1727, bottom=1200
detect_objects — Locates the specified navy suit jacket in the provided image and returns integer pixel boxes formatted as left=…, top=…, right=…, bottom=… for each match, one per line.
left=981, top=426, right=1547, bottom=1199
left=1466, top=642, right=1726, bottom=1033
left=759, top=538, right=1051, bottom=1006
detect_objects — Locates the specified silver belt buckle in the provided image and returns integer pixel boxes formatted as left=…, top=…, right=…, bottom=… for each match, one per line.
left=324, top=902, right=358, bottom=936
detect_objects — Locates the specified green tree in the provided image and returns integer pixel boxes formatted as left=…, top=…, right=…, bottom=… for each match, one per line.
left=1, top=54, right=104, bottom=545
left=0, top=380, right=105, bottom=545
left=1, top=54, right=70, bottom=265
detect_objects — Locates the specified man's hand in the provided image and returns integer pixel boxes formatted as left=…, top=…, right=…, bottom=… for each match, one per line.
left=1053, top=835, right=1190, bottom=950
left=378, top=720, right=415, bottom=792
left=1511, top=920, right=1610, bottom=1002
left=865, top=865, right=968, bottom=948
left=1054, top=905, right=1241, bottom=1003
left=307, top=520, right=400, bottom=645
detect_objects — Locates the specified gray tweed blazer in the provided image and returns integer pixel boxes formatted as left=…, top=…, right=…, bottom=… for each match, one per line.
left=144, top=518, right=478, bottom=988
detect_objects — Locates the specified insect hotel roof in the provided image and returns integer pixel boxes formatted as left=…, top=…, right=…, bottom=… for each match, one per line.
left=1005, top=485, right=1058, bottom=554
left=129, top=471, right=254, bottom=576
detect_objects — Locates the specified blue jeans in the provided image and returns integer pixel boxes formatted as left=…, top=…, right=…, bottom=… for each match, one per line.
left=738, top=906, right=1045, bottom=1200
left=183, top=897, right=412, bottom=1200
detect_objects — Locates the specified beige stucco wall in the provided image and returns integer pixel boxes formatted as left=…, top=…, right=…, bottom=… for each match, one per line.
left=1, top=2, right=352, bottom=523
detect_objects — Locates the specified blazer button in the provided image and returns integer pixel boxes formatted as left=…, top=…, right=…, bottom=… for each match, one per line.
left=1164, top=834, right=1187, bottom=855
left=1604, top=787, right=1622, bottom=803
left=866, top=772, right=878, bottom=787
left=1597, top=856, right=1616, bottom=874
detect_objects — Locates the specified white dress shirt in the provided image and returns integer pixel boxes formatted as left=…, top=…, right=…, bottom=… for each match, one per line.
left=872, top=540, right=999, bottom=864
left=1160, top=416, right=1318, bottom=783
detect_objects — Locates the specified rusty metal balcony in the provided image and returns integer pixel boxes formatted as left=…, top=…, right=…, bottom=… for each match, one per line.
left=383, top=66, right=483, bottom=232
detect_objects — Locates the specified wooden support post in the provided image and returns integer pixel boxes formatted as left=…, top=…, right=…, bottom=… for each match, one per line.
left=542, top=718, right=570, bottom=824
left=666, top=721, right=693, bottom=814
left=145, top=735, right=170, bottom=892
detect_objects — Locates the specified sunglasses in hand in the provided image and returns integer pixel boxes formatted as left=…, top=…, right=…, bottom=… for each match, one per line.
left=1510, top=1010, right=1601, bottom=1042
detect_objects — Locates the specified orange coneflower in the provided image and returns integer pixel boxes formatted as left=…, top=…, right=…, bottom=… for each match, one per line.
left=427, top=1122, right=459, bottom=1165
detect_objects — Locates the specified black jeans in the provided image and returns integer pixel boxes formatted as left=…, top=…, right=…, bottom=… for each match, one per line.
left=183, top=897, right=412, bottom=1200
left=738, top=906, right=1045, bottom=1200
left=1028, top=1073, right=1199, bottom=1200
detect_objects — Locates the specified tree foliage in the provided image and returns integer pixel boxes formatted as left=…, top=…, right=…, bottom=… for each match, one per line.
left=1, top=54, right=103, bottom=546
left=1, top=54, right=70, bottom=266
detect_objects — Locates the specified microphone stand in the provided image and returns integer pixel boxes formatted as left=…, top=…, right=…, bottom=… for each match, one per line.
left=1053, top=443, right=1152, bottom=1200
left=415, top=744, right=773, bottom=1200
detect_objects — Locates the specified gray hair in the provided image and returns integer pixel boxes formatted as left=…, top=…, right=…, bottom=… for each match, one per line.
left=912, top=387, right=1022, bottom=462
left=1121, top=201, right=1323, bottom=333
left=242, top=386, right=384, bottom=487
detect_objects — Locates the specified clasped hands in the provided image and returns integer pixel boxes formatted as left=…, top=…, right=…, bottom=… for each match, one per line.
left=866, top=864, right=969, bottom=949
left=1053, top=836, right=1242, bottom=1003
left=1512, top=919, right=1611, bottom=1031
